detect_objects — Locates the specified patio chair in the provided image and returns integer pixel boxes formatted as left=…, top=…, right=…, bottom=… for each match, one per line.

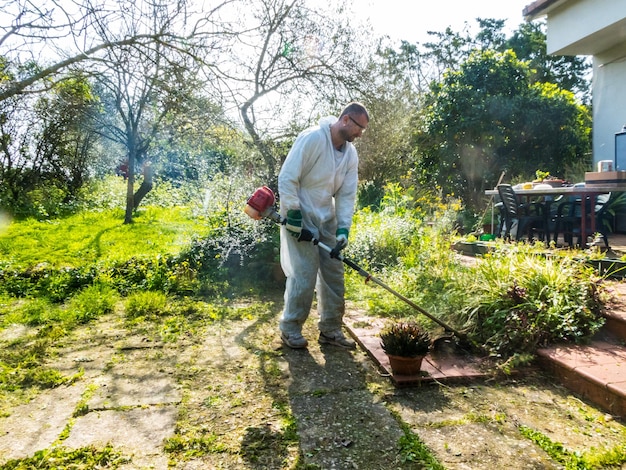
left=497, top=184, right=549, bottom=242
left=552, top=192, right=612, bottom=248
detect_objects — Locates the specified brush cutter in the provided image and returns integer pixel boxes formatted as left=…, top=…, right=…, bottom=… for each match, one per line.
left=244, top=186, right=472, bottom=352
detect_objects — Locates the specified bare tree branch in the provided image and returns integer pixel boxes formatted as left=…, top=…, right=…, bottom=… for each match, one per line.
left=208, top=0, right=369, bottom=183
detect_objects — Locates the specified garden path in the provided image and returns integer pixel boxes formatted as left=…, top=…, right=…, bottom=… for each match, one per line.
left=1, top=296, right=625, bottom=469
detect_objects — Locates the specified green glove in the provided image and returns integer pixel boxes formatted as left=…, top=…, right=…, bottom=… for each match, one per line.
left=330, top=228, right=349, bottom=258
left=285, top=209, right=302, bottom=238
left=336, top=228, right=349, bottom=248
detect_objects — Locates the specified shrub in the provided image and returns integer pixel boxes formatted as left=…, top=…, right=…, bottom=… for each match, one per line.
left=348, top=209, right=419, bottom=270
left=0, top=264, right=97, bottom=302
left=458, top=244, right=606, bottom=359
left=124, top=291, right=169, bottom=320
left=11, top=298, right=56, bottom=326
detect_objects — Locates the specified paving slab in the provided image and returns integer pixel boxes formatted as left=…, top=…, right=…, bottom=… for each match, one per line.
left=87, top=348, right=182, bottom=409
left=88, top=372, right=182, bottom=409
left=0, top=383, right=84, bottom=462
left=415, top=422, right=561, bottom=470
left=63, top=406, right=178, bottom=460
left=278, top=345, right=364, bottom=394
left=289, top=389, right=404, bottom=468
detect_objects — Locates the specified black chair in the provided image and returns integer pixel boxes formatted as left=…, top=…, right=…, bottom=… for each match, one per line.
left=497, top=184, right=548, bottom=242
left=552, top=192, right=611, bottom=248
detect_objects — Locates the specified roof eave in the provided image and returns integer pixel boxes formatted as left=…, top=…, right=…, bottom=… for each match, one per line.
left=523, top=0, right=570, bottom=20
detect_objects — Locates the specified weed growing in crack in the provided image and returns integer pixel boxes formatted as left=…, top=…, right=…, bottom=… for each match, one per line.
left=520, top=425, right=626, bottom=469
left=0, top=445, right=130, bottom=469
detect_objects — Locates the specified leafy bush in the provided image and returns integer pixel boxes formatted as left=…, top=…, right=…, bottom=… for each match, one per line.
left=124, top=291, right=169, bottom=320
left=346, top=184, right=608, bottom=368
left=458, top=244, right=606, bottom=359
left=76, top=176, right=127, bottom=211
left=24, top=185, right=76, bottom=219
left=0, top=264, right=97, bottom=302
left=348, top=209, right=419, bottom=270
left=76, top=175, right=198, bottom=212
left=346, top=187, right=467, bottom=327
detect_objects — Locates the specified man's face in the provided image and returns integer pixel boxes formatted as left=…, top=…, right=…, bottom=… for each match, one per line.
left=340, top=114, right=368, bottom=142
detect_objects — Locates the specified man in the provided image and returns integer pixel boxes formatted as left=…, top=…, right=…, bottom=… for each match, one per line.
left=277, top=102, right=369, bottom=349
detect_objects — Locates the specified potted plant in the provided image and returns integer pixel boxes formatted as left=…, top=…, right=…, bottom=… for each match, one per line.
left=379, top=321, right=431, bottom=375
left=534, top=169, right=568, bottom=188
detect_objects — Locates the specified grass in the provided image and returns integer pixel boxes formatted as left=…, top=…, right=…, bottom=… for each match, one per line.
left=0, top=203, right=217, bottom=416
left=0, top=206, right=209, bottom=269
left=0, top=445, right=130, bottom=469
left=519, top=425, right=626, bottom=469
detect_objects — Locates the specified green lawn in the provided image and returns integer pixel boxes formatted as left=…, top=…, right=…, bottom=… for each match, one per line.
left=0, top=206, right=210, bottom=269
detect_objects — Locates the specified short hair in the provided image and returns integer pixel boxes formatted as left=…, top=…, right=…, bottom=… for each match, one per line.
left=339, top=102, right=369, bottom=122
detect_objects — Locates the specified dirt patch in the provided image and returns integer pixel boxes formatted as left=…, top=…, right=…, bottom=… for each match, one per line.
left=1, top=295, right=625, bottom=469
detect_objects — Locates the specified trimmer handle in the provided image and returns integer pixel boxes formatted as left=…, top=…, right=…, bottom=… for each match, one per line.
left=329, top=239, right=347, bottom=259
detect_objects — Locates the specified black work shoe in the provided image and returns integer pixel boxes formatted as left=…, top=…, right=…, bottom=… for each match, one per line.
left=281, top=332, right=308, bottom=349
left=318, top=330, right=356, bottom=349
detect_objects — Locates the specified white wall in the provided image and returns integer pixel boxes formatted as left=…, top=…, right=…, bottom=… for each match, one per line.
left=546, top=0, right=626, bottom=55
left=541, top=0, right=626, bottom=167
left=593, top=46, right=626, bottom=165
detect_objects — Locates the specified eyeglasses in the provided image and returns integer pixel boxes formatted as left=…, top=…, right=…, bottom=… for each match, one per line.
left=348, top=115, right=367, bottom=131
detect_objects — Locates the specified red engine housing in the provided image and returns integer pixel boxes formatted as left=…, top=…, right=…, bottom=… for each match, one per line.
left=244, top=186, right=276, bottom=220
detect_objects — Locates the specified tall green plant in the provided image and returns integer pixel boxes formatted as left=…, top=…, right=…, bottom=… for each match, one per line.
left=346, top=185, right=469, bottom=331
left=458, top=244, right=606, bottom=359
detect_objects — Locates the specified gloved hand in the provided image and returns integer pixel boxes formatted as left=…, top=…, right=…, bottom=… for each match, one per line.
left=285, top=209, right=302, bottom=238
left=335, top=228, right=349, bottom=249
left=330, top=228, right=349, bottom=258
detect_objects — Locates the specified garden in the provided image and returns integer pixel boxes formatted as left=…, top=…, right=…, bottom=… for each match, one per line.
left=0, top=175, right=616, bottom=378
left=1, top=177, right=626, bottom=468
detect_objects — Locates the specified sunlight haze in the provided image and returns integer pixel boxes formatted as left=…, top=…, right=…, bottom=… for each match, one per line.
left=359, top=0, right=535, bottom=44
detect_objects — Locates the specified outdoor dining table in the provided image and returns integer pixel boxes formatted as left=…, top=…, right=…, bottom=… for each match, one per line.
left=484, top=184, right=626, bottom=247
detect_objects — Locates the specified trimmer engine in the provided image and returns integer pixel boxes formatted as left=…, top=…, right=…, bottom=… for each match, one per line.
left=244, top=186, right=281, bottom=222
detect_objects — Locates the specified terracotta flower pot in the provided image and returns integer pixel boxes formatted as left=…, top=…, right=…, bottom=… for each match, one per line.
left=386, top=354, right=425, bottom=375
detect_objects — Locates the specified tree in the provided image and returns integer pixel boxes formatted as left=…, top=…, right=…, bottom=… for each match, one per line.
left=149, top=95, right=242, bottom=186
left=380, top=18, right=590, bottom=104
left=34, top=73, right=101, bottom=198
left=1, top=0, right=236, bottom=221
left=413, top=49, right=591, bottom=212
left=505, top=21, right=591, bottom=103
left=211, top=0, right=370, bottom=186
left=0, top=0, right=221, bottom=103
left=353, top=44, right=421, bottom=206
left=0, top=91, right=39, bottom=213
left=93, top=45, right=198, bottom=222
left=78, top=0, right=230, bottom=223
left=0, top=63, right=100, bottom=216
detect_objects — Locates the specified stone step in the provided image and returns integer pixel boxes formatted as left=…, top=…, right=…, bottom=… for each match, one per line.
left=604, top=308, right=626, bottom=342
left=536, top=340, right=626, bottom=417
left=536, top=288, right=626, bottom=418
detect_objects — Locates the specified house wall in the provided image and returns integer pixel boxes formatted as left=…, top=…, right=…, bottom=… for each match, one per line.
left=545, top=0, right=626, bottom=56
left=538, top=0, right=626, bottom=168
left=527, top=0, right=626, bottom=232
left=593, top=46, right=626, bottom=164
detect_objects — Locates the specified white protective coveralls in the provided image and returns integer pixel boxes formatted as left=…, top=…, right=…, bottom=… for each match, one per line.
left=278, top=115, right=359, bottom=336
